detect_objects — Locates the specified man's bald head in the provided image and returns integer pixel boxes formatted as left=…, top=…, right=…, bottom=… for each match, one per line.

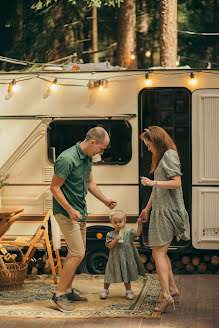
left=85, top=127, right=109, bottom=144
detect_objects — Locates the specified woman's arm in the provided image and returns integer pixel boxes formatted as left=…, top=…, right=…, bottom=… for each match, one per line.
left=141, top=176, right=181, bottom=189
left=139, top=193, right=153, bottom=222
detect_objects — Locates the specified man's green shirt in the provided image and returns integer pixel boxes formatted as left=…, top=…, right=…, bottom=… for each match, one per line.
left=53, top=142, right=93, bottom=222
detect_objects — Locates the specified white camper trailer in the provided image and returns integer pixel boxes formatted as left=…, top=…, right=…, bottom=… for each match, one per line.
left=0, top=69, right=218, bottom=273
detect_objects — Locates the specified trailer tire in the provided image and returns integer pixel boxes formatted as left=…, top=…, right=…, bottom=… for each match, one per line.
left=87, top=251, right=108, bottom=274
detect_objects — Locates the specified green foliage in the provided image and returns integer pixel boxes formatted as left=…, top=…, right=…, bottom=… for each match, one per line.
left=0, top=0, right=218, bottom=70
left=32, top=0, right=124, bottom=9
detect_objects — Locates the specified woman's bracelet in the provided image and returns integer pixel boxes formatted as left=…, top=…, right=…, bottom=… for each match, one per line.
left=154, top=180, right=158, bottom=187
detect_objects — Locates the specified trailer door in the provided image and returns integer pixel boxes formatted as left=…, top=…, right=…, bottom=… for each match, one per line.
left=139, top=87, right=191, bottom=248
left=192, top=89, right=219, bottom=250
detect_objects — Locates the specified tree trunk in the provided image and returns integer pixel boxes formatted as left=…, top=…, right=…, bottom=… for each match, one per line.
left=12, top=0, right=23, bottom=60
left=92, top=6, right=99, bottom=63
left=117, top=0, right=137, bottom=68
left=50, top=0, right=66, bottom=61
left=137, top=0, right=149, bottom=68
left=160, top=0, right=177, bottom=67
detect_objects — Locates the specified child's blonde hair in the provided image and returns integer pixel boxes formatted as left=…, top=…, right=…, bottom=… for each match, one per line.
left=109, top=210, right=126, bottom=221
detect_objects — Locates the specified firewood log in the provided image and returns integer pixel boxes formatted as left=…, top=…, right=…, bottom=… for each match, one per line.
left=181, top=256, right=190, bottom=265
left=186, top=263, right=195, bottom=272
left=175, top=260, right=184, bottom=269
left=197, top=263, right=207, bottom=273
left=192, top=257, right=200, bottom=267
left=211, top=256, right=219, bottom=266
left=139, top=254, right=147, bottom=263
left=31, top=266, right=38, bottom=275
left=146, top=262, right=155, bottom=271
left=203, top=255, right=210, bottom=262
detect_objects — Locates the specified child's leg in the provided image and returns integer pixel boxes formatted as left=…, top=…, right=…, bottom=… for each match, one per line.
left=124, top=282, right=134, bottom=300
left=100, top=283, right=110, bottom=299
left=104, top=283, right=110, bottom=290
left=124, top=282, right=131, bottom=291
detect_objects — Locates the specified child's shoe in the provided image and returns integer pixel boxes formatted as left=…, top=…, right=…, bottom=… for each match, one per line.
left=100, top=289, right=109, bottom=299
left=126, top=290, right=134, bottom=300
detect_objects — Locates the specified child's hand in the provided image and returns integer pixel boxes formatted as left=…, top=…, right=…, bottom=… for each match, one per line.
left=115, top=235, right=122, bottom=241
left=137, top=217, right=143, bottom=224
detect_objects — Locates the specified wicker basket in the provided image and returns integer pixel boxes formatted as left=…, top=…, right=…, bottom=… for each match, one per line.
left=0, top=246, right=28, bottom=290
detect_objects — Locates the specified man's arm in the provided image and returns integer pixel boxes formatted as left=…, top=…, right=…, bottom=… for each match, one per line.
left=88, top=172, right=117, bottom=209
left=50, top=174, right=82, bottom=221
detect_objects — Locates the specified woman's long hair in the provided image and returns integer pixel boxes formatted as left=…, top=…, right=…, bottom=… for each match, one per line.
left=141, top=126, right=178, bottom=174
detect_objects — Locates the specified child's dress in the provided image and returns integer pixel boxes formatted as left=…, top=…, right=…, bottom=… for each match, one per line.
left=104, top=228, right=145, bottom=284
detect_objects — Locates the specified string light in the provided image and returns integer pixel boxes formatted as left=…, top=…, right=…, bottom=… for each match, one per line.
left=130, top=52, right=135, bottom=60
left=43, top=78, right=58, bottom=98
left=145, top=73, right=152, bottom=86
left=189, top=72, right=197, bottom=86
left=49, top=78, right=58, bottom=92
left=5, top=79, right=19, bottom=100
left=145, top=50, right=151, bottom=58
left=99, top=80, right=104, bottom=92
left=207, top=62, right=211, bottom=69
left=176, top=56, right=180, bottom=66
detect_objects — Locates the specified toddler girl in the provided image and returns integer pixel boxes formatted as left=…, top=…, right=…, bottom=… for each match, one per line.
left=100, top=210, right=145, bottom=300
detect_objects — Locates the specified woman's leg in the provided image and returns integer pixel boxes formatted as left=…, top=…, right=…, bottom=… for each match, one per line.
left=165, top=254, right=178, bottom=294
left=152, top=243, right=172, bottom=300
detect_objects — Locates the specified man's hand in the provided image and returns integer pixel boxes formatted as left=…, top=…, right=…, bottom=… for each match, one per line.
left=104, top=199, right=117, bottom=209
left=139, top=208, right=149, bottom=223
left=69, top=209, right=82, bottom=221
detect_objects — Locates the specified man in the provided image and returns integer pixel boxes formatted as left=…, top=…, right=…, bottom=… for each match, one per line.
left=50, top=127, right=117, bottom=312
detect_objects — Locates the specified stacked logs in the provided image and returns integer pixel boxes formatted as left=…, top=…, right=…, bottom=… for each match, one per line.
left=28, top=253, right=219, bottom=276
left=139, top=253, right=219, bottom=274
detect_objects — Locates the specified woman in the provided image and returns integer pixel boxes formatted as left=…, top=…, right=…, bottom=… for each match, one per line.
left=140, top=126, right=190, bottom=313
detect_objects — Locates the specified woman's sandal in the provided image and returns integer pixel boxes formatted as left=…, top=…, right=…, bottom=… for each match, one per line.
left=158, top=290, right=180, bottom=303
left=171, top=290, right=180, bottom=303
left=154, top=297, right=175, bottom=313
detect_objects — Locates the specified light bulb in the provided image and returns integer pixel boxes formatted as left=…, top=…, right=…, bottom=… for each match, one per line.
left=145, top=50, right=151, bottom=57
left=12, top=84, right=20, bottom=92
left=50, top=83, right=58, bottom=92
left=189, top=72, right=197, bottom=86
left=48, top=78, right=58, bottom=94
left=176, top=56, right=180, bottom=66
left=130, top=53, right=135, bottom=60
left=145, top=73, right=152, bottom=87
left=99, top=80, right=104, bottom=92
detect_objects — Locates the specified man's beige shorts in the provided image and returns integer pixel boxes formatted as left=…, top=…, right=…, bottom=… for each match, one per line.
left=55, top=213, right=86, bottom=257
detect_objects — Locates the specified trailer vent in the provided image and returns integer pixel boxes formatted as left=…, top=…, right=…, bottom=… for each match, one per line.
left=44, top=198, right=53, bottom=213
left=44, top=167, right=54, bottom=182
left=202, top=228, right=219, bottom=240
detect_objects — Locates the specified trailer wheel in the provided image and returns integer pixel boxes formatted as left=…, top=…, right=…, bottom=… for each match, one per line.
left=87, top=251, right=108, bottom=274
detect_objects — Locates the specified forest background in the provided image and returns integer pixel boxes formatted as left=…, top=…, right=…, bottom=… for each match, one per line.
left=0, top=0, right=218, bottom=71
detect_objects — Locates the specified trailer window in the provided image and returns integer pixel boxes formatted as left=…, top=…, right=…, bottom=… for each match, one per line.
left=47, top=120, right=132, bottom=165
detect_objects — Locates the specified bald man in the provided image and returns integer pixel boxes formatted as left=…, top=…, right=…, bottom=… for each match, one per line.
left=50, top=127, right=117, bottom=312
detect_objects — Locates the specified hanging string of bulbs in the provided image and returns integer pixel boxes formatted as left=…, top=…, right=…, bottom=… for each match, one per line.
left=2, top=69, right=219, bottom=100
left=130, top=50, right=218, bottom=69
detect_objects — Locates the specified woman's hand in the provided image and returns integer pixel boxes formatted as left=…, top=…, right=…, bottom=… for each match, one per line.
left=139, top=208, right=149, bottom=222
left=141, top=177, right=156, bottom=187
